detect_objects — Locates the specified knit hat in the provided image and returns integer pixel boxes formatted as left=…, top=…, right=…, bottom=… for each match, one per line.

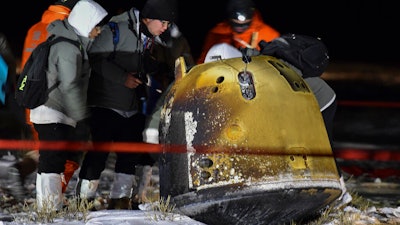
left=141, top=0, right=177, bottom=22
left=226, top=0, right=255, bottom=21
left=55, top=0, right=80, bottom=9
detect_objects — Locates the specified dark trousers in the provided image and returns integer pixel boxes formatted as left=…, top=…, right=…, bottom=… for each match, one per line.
left=321, top=99, right=337, bottom=147
left=34, top=123, right=83, bottom=173
left=78, top=107, right=154, bottom=180
left=321, top=99, right=343, bottom=176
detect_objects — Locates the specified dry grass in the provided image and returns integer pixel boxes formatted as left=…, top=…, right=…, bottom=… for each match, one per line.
left=289, top=191, right=386, bottom=225
left=10, top=193, right=178, bottom=224
left=145, top=195, right=178, bottom=222
left=12, top=196, right=93, bottom=224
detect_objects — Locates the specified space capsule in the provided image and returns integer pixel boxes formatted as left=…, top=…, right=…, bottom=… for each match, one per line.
left=158, top=55, right=342, bottom=225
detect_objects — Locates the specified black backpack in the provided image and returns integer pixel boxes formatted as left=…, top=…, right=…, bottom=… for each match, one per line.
left=259, top=33, right=329, bottom=77
left=15, top=35, right=82, bottom=109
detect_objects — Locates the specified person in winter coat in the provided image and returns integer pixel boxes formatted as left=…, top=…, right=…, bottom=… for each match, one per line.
left=0, top=31, right=27, bottom=155
left=144, top=23, right=195, bottom=115
left=75, top=0, right=177, bottom=210
left=142, top=22, right=195, bottom=143
left=0, top=32, right=30, bottom=200
left=21, top=0, right=82, bottom=66
left=0, top=32, right=23, bottom=135
left=0, top=33, right=17, bottom=107
left=139, top=23, right=194, bottom=205
left=196, top=0, right=280, bottom=64
left=31, top=0, right=107, bottom=212
left=6, top=0, right=83, bottom=203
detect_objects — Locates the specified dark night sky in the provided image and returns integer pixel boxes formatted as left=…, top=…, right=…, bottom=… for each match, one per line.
left=2, top=0, right=399, bottom=64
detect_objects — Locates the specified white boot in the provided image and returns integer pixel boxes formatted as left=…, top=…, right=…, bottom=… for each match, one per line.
left=136, top=165, right=153, bottom=203
left=37, top=173, right=63, bottom=212
left=36, top=173, right=42, bottom=209
left=143, top=128, right=159, bottom=144
left=76, top=179, right=99, bottom=199
left=109, top=172, right=135, bottom=199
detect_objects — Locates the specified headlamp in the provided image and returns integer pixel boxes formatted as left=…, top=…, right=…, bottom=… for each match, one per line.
left=230, top=20, right=252, bottom=33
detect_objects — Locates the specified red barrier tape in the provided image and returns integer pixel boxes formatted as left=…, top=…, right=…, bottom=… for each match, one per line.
left=338, top=100, right=400, bottom=108
left=0, top=139, right=337, bottom=157
left=0, top=140, right=162, bottom=153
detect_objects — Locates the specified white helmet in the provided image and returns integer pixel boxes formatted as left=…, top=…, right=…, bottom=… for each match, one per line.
left=204, top=43, right=242, bottom=63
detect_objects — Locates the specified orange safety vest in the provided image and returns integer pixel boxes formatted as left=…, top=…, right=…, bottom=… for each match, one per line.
left=21, top=5, right=71, bottom=140
left=197, top=10, right=280, bottom=64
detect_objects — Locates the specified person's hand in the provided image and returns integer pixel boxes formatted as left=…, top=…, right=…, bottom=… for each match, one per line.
left=124, top=72, right=143, bottom=89
left=239, top=47, right=260, bottom=57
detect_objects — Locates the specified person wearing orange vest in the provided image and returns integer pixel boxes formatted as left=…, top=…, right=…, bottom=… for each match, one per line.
left=8, top=0, right=81, bottom=202
left=197, top=0, right=280, bottom=64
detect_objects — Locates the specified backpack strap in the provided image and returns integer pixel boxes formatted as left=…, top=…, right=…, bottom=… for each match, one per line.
left=108, top=21, right=119, bottom=60
left=48, top=36, right=84, bottom=91
left=51, top=36, right=84, bottom=62
left=127, top=8, right=139, bottom=38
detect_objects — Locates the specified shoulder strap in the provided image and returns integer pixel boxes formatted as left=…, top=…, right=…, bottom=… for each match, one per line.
left=51, top=36, right=84, bottom=63
left=108, top=21, right=119, bottom=60
left=127, top=8, right=138, bottom=38
left=107, top=13, right=139, bottom=58
left=106, top=10, right=142, bottom=72
left=48, top=36, right=84, bottom=92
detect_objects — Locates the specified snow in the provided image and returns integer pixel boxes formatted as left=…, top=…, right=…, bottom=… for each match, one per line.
left=2, top=205, right=400, bottom=225
left=0, top=155, right=206, bottom=225
left=1, top=210, right=206, bottom=225
left=1, top=155, right=400, bottom=225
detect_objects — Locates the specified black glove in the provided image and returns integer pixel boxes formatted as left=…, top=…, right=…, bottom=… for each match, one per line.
left=239, top=47, right=260, bottom=57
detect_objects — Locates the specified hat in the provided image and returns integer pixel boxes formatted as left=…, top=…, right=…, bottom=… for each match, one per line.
left=226, top=0, right=255, bottom=21
left=55, top=0, right=80, bottom=9
left=141, top=0, right=177, bottom=22
left=205, top=43, right=242, bottom=63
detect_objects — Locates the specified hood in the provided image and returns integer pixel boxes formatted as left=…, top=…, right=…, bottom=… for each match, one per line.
left=67, top=0, right=107, bottom=38
left=110, top=7, right=139, bottom=23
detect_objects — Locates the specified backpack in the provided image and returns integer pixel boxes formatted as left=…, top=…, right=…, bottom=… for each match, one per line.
left=259, top=33, right=329, bottom=77
left=15, top=35, right=82, bottom=109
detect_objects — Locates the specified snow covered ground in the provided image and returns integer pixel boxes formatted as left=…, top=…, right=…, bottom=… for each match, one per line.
left=1, top=210, right=207, bottom=225
left=1, top=154, right=400, bottom=225
left=0, top=154, right=206, bottom=225
left=1, top=196, right=400, bottom=225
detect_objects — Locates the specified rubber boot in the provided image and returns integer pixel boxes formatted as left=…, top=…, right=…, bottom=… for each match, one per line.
left=75, top=178, right=99, bottom=210
left=37, top=173, right=63, bottom=212
left=143, top=128, right=159, bottom=144
left=76, top=178, right=99, bottom=199
left=36, top=173, right=42, bottom=209
left=61, top=160, right=80, bottom=193
left=136, top=165, right=153, bottom=203
left=108, top=172, right=135, bottom=209
left=130, top=165, right=153, bottom=209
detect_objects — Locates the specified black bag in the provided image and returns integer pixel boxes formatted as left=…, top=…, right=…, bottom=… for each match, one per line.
left=259, top=33, right=329, bottom=77
left=15, top=35, right=82, bottom=109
